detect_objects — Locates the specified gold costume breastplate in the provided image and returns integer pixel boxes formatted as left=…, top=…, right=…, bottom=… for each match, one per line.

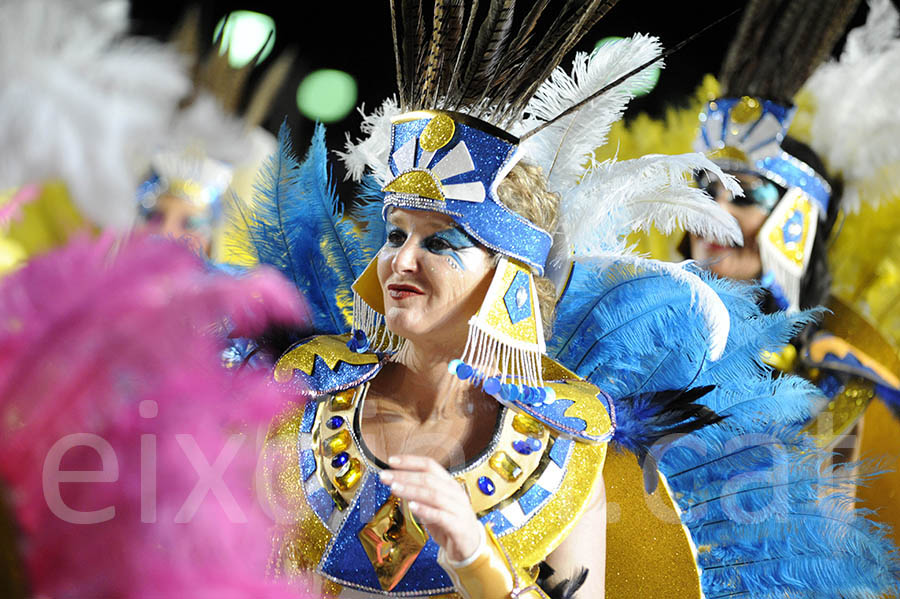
left=261, top=336, right=611, bottom=597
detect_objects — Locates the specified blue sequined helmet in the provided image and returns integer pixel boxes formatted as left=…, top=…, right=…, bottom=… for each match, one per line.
left=381, top=110, right=553, bottom=274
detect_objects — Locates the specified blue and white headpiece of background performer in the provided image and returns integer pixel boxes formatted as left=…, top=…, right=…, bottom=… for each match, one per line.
left=695, top=96, right=833, bottom=312
left=344, top=22, right=747, bottom=392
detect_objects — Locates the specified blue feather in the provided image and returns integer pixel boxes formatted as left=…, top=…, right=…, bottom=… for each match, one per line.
left=351, top=174, right=387, bottom=265
left=551, top=259, right=900, bottom=597
left=235, top=122, right=384, bottom=335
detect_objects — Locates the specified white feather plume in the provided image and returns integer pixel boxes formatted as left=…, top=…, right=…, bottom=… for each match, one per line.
left=516, top=35, right=663, bottom=193
left=560, top=153, right=743, bottom=258
left=337, top=32, right=739, bottom=362
left=800, top=0, right=900, bottom=212
left=337, top=97, right=401, bottom=184
left=0, top=0, right=190, bottom=230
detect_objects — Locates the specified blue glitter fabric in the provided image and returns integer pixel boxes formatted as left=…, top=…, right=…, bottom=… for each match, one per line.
left=300, top=400, right=318, bottom=434
left=504, top=271, right=533, bottom=324
left=480, top=510, right=514, bottom=535
left=288, top=353, right=383, bottom=396
left=299, top=448, right=317, bottom=482
left=518, top=483, right=552, bottom=516
left=383, top=113, right=552, bottom=273
left=307, top=487, right=335, bottom=522
left=319, top=473, right=454, bottom=594
left=548, top=437, right=573, bottom=468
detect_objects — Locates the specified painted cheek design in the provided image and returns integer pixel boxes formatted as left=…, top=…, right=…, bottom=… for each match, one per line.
left=425, top=227, right=477, bottom=271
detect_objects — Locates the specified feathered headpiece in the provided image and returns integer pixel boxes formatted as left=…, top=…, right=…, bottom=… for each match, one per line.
left=136, top=95, right=245, bottom=245
left=341, top=1, right=745, bottom=398
left=694, top=0, right=861, bottom=312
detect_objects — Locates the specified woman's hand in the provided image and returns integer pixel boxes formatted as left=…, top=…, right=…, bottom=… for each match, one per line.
left=379, top=454, right=483, bottom=562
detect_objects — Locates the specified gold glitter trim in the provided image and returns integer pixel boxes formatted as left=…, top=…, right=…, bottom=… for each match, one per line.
left=261, top=405, right=332, bottom=581
left=498, top=440, right=607, bottom=568
left=420, top=114, right=456, bottom=152
left=550, top=379, right=613, bottom=440
left=383, top=170, right=446, bottom=202
left=274, top=334, right=379, bottom=382
left=604, top=451, right=702, bottom=599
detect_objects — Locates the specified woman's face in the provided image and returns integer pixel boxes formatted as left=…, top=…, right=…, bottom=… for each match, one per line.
left=377, top=208, right=495, bottom=346
left=142, top=194, right=212, bottom=255
left=690, top=172, right=775, bottom=281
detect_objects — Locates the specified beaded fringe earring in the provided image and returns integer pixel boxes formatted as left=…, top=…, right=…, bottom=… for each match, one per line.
left=758, top=187, right=819, bottom=313
left=348, top=256, right=405, bottom=354
left=448, top=257, right=558, bottom=406
left=349, top=254, right=557, bottom=405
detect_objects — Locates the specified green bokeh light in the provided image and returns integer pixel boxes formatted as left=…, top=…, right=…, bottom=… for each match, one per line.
left=213, top=11, right=276, bottom=69
left=594, top=37, right=661, bottom=98
left=296, top=70, right=358, bottom=123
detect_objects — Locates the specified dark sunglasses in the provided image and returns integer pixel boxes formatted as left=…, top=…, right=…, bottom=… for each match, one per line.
left=694, top=170, right=784, bottom=214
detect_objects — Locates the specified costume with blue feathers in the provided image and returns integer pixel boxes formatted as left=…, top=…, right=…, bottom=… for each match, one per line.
left=227, top=3, right=900, bottom=596
left=228, top=123, right=900, bottom=598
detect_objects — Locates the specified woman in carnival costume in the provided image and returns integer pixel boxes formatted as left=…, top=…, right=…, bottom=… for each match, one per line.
left=686, top=0, right=900, bottom=543
left=229, top=2, right=900, bottom=597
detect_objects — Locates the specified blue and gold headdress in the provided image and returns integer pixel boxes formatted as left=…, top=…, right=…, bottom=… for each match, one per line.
left=345, top=2, right=746, bottom=392
left=695, top=96, right=832, bottom=312
left=694, top=0, right=861, bottom=312
left=351, top=108, right=553, bottom=392
left=383, top=111, right=552, bottom=273
left=347, top=2, right=626, bottom=392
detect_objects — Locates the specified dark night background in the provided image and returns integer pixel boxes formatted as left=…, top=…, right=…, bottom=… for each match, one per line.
left=129, top=1, right=882, bottom=191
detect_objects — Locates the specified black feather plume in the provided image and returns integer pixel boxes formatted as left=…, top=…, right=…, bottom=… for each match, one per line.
left=393, top=0, right=622, bottom=128
left=446, top=0, right=480, bottom=105
left=611, top=385, right=723, bottom=493
left=537, top=563, right=589, bottom=599
left=719, top=0, right=862, bottom=101
left=420, top=0, right=447, bottom=108
left=436, top=0, right=465, bottom=95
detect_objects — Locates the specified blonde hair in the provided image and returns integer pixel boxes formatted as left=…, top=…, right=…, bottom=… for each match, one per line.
left=496, top=162, right=561, bottom=335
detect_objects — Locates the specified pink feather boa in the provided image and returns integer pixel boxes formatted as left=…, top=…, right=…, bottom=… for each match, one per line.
left=0, top=234, right=317, bottom=597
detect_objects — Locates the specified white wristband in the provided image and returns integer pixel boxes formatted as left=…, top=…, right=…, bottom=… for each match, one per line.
left=438, top=523, right=487, bottom=569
